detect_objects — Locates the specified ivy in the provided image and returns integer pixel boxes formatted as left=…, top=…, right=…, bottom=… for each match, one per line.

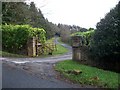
left=71, top=30, right=95, bottom=46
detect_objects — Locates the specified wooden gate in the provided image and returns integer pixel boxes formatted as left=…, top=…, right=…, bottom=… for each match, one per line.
left=27, top=37, right=57, bottom=57
left=37, top=42, right=57, bottom=55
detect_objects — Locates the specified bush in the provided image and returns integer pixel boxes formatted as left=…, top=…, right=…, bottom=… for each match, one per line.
left=71, top=29, right=95, bottom=46
left=90, top=2, right=120, bottom=59
left=2, top=24, right=46, bottom=53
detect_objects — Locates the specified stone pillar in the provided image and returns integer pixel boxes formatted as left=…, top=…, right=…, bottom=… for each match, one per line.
left=27, top=37, right=36, bottom=57
left=71, top=36, right=82, bottom=61
left=72, top=48, right=81, bottom=61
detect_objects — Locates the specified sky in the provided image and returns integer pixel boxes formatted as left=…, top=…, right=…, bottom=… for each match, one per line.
left=26, top=0, right=119, bottom=29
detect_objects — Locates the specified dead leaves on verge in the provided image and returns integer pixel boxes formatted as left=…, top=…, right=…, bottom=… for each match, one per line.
left=65, top=69, right=82, bottom=75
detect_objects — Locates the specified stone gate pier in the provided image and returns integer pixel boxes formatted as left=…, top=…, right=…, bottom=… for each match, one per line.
left=71, top=36, right=95, bottom=66
left=27, top=37, right=37, bottom=57
left=71, top=36, right=84, bottom=61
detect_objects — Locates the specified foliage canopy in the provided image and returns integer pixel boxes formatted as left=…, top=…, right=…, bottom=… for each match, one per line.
left=90, top=2, right=120, bottom=59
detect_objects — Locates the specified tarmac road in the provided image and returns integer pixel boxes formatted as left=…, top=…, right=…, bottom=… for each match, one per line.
left=2, top=63, right=81, bottom=88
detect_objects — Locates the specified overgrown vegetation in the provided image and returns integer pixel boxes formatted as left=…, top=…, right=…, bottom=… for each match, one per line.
left=90, top=2, right=120, bottom=59
left=2, top=24, right=46, bottom=53
left=71, top=28, right=95, bottom=46
left=55, top=60, right=119, bottom=88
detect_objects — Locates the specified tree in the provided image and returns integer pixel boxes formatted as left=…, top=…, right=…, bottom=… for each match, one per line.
left=2, top=2, right=57, bottom=38
left=58, top=24, right=71, bottom=43
left=91, top=1, right=120, bottom=60
left=2, top=2, right=30, bottom=24
left=29, top=2, right=40, bottom=27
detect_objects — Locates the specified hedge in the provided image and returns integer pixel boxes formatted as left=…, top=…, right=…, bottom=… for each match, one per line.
left=90, top=2, right=120, bottom=59
left=2, top=24, right=46, bottom=53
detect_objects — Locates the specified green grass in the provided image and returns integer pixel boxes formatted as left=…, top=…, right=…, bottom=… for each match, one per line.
left=53, top=44, right=68, bottom=55
left=55, top=60, right=120, bottom=88
left=57, top=37, right=63, bottom=44
left=46, top=37, right=68, bottom=55
left=0, top=51, right=27, bottom=57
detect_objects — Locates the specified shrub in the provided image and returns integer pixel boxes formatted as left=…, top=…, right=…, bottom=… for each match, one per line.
left=71, top=29, right=95, bottom=46
left=90, top=2, right=120, bottom=59
left=2, top=24, right=46, bottom=53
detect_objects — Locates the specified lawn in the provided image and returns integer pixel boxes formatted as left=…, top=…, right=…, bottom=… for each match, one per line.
left=55, top=60, right=120, bottom=88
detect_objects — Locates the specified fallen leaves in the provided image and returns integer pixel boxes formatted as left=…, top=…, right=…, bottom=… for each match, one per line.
left=65, top=69, right=82, bottom=75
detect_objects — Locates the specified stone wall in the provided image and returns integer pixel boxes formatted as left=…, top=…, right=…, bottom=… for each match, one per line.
left=72, top=44, right=119, bottom=72
left=72, top=45, right=95, bottom=66
left=71, top=36, right=119, bottom=73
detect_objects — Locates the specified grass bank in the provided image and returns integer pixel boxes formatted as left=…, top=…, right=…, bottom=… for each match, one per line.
left=0, top=51, right=27, bottom=57
left=55, top=60, right=119, bottom=88
left=46, top=37, right=68, bottom=55
left=53, top=44, right=68, bottom=55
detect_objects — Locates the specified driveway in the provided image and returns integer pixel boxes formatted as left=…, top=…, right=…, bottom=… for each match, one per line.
left=2, top=38, right=94, bottom=88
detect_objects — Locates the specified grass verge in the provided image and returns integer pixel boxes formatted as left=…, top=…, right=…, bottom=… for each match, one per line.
left=53, top=44, right=68, bottom=55
left=46, top=37, right=68, bottom=55
left=55, top=60, right=120, bottom=88
left=0, top=51, right=27, bottom=57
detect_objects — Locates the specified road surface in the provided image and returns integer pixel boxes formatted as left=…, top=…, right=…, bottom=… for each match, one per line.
left=2, top=62, right=81, bottom=88
left=2, top=38, right=95, bottom=88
